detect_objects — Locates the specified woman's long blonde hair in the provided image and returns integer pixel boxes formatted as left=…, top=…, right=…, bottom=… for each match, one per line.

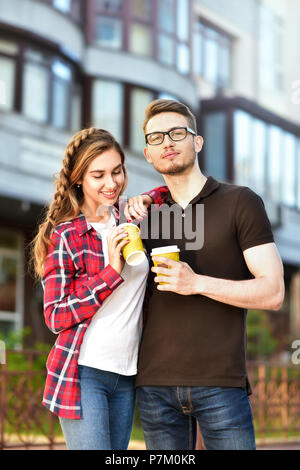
left=30, top=127, right=128, bottom=279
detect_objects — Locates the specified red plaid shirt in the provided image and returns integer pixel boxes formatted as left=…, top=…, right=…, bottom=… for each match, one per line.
left=42, top=186, right=168, bottom=419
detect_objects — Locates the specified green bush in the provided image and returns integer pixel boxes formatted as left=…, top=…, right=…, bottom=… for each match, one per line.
left=247, top=309, right=278, bottom=360
left=0, top=326, right=51, bottom=371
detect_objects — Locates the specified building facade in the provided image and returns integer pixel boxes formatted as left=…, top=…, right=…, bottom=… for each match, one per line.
left=0, top=0, right=299, bottom=350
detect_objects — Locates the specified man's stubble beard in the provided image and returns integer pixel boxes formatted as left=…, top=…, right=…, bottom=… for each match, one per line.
left=153, top=153, right=196, bottom=176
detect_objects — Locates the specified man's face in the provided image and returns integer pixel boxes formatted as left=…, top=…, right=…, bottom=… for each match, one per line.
left=143, top=112, right=203, bottom=175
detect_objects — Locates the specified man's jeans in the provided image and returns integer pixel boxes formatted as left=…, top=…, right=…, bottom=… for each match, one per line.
left=137, top=386, right=256, bottom=450
left=59, top=365, right=135, bottom=450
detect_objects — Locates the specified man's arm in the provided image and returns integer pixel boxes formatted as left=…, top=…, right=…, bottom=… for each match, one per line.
left=152, top=242, right=285, bottom=311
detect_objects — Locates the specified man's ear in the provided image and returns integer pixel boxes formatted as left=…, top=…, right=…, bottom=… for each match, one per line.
left=194, top=135, right=204, bottom=153
left=144, top=147, right=153, bottom=164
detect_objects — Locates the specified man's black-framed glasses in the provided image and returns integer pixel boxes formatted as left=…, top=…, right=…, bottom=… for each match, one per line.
left=145, top=127, right=196, bottom=146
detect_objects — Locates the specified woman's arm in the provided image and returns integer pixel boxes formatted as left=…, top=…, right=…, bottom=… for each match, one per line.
left=42, top=230, right=124, bottom=334
left=142, top=185, right=169, bottom=205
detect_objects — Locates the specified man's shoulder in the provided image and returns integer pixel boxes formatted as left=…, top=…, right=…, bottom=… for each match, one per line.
left=215, top=180, right=260, bottom=201
left=210, top=180, right=267, bottom=217
left=217, top=179, right=248, bottom=194
left=212, top=179, right=247, bottom=199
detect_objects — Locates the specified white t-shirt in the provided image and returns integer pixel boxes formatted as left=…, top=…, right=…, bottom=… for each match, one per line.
left=78, top=215, right=149, bottom=376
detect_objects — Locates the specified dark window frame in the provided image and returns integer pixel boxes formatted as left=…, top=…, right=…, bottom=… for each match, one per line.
left=0, top=28, right=83, bottom=131
left=200, top=96, right=300, bottom=211
left=0, top=38, right=19, bottom=111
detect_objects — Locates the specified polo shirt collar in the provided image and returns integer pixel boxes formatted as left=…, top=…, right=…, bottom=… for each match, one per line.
left=165, top=176, right=220, bottom=205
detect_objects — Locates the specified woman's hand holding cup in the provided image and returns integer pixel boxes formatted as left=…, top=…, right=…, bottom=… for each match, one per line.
left=107, top=226, right=129, bottom=274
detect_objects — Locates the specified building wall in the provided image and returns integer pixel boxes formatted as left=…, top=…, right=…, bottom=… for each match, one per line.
left=194, top=0, right=300, bottom=126
left=0, top=0, right=84, bottom=61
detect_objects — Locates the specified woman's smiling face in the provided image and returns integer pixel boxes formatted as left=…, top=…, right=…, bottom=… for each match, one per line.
left=80, top=149, right=125, bottom=215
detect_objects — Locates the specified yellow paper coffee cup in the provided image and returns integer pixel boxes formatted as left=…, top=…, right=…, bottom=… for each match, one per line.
left=151, top=245, right=180, bottom=284
left=119, top=223, right=146, bottom=266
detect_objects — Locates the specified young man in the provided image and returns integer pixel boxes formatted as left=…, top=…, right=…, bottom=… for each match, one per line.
left=134, top=99, right=285, bottom=450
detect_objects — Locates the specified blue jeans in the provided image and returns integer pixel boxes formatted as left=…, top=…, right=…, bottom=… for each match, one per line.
left=59, top=365, right=136, bottom=450
left=137, top=386, right=256, bottom=450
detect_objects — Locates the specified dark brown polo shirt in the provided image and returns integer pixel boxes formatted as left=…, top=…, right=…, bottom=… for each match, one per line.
left=136, top=176, right=274, bottom=392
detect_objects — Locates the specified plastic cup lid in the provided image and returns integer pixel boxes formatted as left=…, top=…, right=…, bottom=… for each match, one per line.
left=151, top=245, right=180, bottom=256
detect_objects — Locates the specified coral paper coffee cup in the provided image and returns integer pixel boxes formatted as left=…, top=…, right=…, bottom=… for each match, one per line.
left=119, top=223, right=146, bottom=266
left=151, top=245, right=180, bottom=284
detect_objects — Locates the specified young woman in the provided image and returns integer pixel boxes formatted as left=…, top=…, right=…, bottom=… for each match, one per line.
left=31, top=127, right=162, bottom=450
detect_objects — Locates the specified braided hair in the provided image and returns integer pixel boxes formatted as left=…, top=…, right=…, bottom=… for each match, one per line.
left=30, top=128, right=128, bottom=279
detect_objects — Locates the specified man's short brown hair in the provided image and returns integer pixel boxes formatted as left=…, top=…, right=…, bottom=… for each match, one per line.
left=142, top=99, right=197, bottom=135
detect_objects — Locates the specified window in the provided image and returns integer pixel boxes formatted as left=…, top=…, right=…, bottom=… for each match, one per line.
left=130, top=87, right=154, bottom=153
left=132, top=0, right=152, bottom=19
left=204, top=112, right=227, bottom=180
left=259, top=5, right=284, bottom=91
left=234, top=114, right=267, bottom=194
left=297, top=141, right=300, bottom=210
left=128, top=0, right=153, bottom=57
left=157, top=0, right=190, bottom=73
left=282, top=133, right=296, bottom=206
left=22, top=50, right=50, bottom=123
left=52, top=60, right=72, bottom=128
left=193, top=20, right=232, bottom=89
left=234, top=111, right=252, bottom=187
left=71, top=83, right=82, bottom=132
left=129, top=23, right=152, bottom=56
left=0, top=230, right=23, bottom=338
left=20, top=46, right=82, bottom=129
left=177, top=43, right=190, bottom=75
left=92, top=79, right=123, bottom=143
left=252, top=119, right=267, bottom=195
left=233, top=109, right=299, bottom=207
left=267, top=126, right=282, bottom=202
left=95, top=16, right=123, bottom=49
left=0, top=56, right=15, bottom=111
left=158, top=34, right=174, bottom=66
left=95, top=0, right=123, bottom=50
left=204, top=28, right=218, bottom=83
left=53, top=0, right=71, bottom=13
left=158, top=92, right=178, bottom=101
left=1, top=36, right=81, bottom=129
left=0, top=39, right=18, bottom=111
left=177, top=0, right=189, bottom=42
left=193, top=26, right=202, bottom=76
left=96, top=0, right=122, bottom=13
left=158, top=0, right=175, bottom=34
left=91, top=0, right=191, bottom=75
left=52, top=0, right=83, bottom=22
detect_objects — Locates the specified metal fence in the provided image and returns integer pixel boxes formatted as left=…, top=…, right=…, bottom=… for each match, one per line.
left=0, top=349, right=61, bottom=449
left=248, top=361, right=300, bottom=440
left=0, top=351, right=300, bottom=449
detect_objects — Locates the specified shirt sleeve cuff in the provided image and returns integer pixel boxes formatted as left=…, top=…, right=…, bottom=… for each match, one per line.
left=86, top=264, right=124, bottom=305
left=142, top=186, right=168, bottom=205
